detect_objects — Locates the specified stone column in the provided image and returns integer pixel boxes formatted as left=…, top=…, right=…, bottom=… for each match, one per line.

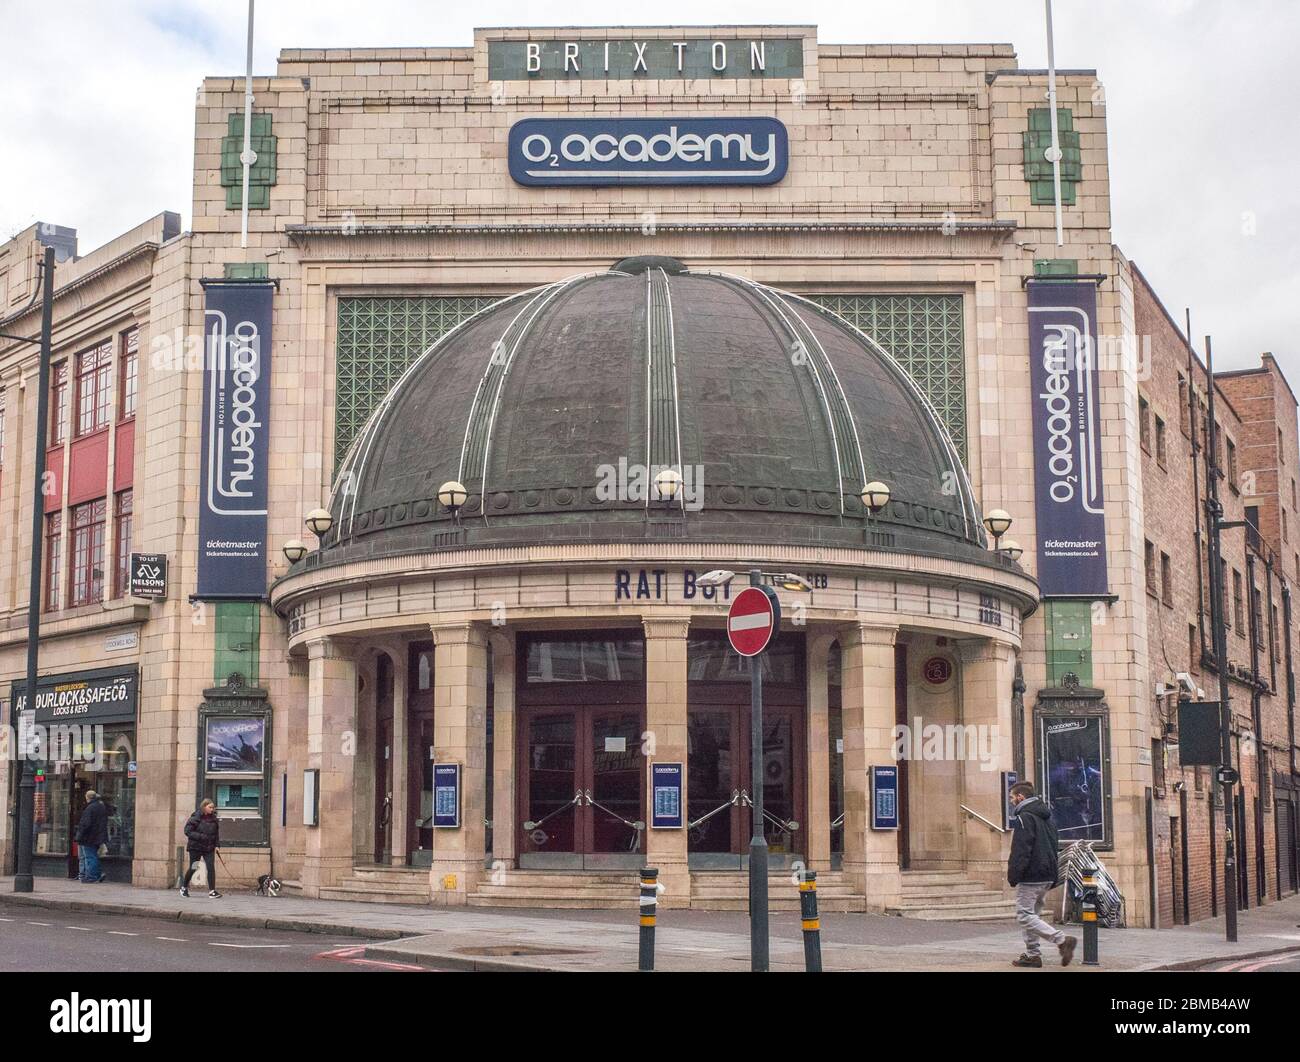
left=839, top=623, right=901, bottom=909
left=804, top=629, right=837, bottom=872
left=301, top=636, right=358, bottom=897
left=643, top=616, right=691, bottom=907
left=389, top=643, right=409, bottom=866
left=488, top=628, right=517, bottom=869
left=957, top=638, right=1018, bottom=892
left=429, top=621, right=489, bottom=905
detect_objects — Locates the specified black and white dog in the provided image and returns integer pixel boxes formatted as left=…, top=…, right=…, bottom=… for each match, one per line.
left=255, top=874, right=282, bottom=897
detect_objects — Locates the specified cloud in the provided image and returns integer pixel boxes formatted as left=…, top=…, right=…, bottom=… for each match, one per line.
left=0, top=0, right=1293, bottom=375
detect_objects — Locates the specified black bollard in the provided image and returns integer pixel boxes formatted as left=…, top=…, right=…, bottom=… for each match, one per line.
left=639, top=867, right=658, bottom=971
left=1081, top=869, right=1100, bottom=966
left=799, top=870, right=822, bottom=972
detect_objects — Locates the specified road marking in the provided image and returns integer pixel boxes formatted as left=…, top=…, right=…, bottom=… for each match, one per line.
left=315, top=945, right=425, bottom=971
left=66, top=926, right=93, bottom=932
left=26, top=921, right=53, bottom=927
left=0, top=917, right=13, bottom=922
left=1217, top=948, right=1300, bottom=972
left=107, top=931, right=138, bottom=937
left=156, top=936, right=188, bottom=942
left=208, top=943, right=290, bottom=949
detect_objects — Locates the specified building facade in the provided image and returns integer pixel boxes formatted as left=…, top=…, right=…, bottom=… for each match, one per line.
left=1, top=25, right=1296, bottom=923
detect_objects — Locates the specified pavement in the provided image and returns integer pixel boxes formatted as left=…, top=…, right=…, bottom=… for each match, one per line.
left=4, top=875, right=1300, bottom=972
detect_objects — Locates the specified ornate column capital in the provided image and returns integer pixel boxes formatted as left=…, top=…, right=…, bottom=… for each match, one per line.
left=642, top=614, right=692, bottom=641
left=429, top=620, right=489, bottom=648
left=838, top=622, right=898, bottom=650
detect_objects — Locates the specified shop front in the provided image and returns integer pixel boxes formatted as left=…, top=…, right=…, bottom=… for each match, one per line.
left=8, top=665, right=139, bottom=883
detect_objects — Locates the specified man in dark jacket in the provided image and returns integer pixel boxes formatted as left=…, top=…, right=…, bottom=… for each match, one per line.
left=74, top=790, right=109, bottom=884
left=180, top=799, right=222, bottom=898
left=1007, top=781, right=1076, bottom=967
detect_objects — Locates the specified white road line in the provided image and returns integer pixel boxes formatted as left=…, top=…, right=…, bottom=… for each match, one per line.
left=156, top=936, right=188, bottom=942
left=207, top=943, right=290, bottom=949
left=66, top=926, right=93, bottom=932
left=107, top=931, right=138, bottom=937
left=26, top=921, right=53, bottom=927
left=0, top=917, right=13, bottom=922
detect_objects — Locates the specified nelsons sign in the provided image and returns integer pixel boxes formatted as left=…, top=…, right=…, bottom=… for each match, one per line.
left=508, top=117, right=788, bottom=187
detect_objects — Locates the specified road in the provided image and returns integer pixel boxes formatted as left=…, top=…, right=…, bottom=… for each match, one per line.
left=0, top=899, right=432, bottom=972
left=1204, top=948, right=1300, bottom=973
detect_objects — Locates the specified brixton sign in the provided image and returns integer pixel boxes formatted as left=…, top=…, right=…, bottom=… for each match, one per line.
left=508, top=117, right=788, bottom=187
left=488, top=38, right=804, bottom=81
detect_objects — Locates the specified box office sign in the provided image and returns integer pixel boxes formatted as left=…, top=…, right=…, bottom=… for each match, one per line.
left=1027, top=280, right=1109, bottom=597
left=9, top=666, right=139, bottom=726
left=508, top=118, right=788, bottom=187
left=197, top=281, right=273, bottom=599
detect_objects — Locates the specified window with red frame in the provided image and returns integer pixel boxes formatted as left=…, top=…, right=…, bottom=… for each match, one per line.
left=120, top=328, right=138, bottom=420
left=68, top=498, right=107, bottom=607
left=45, top=511, right=63, bottom=612
left=114, top=490, right=133, bottom=597
left=75, top=339, right=113, bottom=438
left=51, top=361, right=70, bottom=445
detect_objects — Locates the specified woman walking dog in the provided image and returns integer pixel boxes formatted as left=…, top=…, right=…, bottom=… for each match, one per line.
left=180, top=799, right=222, bottom=898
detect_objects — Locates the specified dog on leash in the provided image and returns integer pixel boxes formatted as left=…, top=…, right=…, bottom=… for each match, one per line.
left=255, top=874, right=282, bottom=897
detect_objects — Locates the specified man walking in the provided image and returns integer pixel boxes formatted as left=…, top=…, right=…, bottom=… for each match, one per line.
left=74, top=790, right=109, bottom=884
left=1007, top=781, right=1076, bottom=968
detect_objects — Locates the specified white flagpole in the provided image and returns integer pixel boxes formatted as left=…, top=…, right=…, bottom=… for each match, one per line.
left=239, top=0, right=256, bottom=249
left=1044, top=0, right=1064, bottom=246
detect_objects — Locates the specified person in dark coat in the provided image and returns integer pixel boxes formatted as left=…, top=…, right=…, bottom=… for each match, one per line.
left=1007, top=781, right=1076, bottom=967
left=180, top=799, right=222, bottom=898
left=74, top=790, right=109, bottom=883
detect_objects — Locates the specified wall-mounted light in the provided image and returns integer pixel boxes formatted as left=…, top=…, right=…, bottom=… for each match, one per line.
left=983, top=508, right=1013, bottom=550
left=860, top=480, right=891, bottom=514
left=653, top=467, right=683, bottom=503
left=305, top=508, right=333, bottom=538
left=999, top=539, right=1024, bottom=562
left=282, top=539, right=307, bottom=564
left=437, top=480, right=468, bottom=513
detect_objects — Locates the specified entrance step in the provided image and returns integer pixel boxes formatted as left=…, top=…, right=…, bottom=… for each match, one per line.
left=884, top=870, right=1015, bottom=921
left=689, top=870, right=866, bottom=913
left=318, top=864, right=432, bottom=905
left=470, top=870, right=639, bottom=910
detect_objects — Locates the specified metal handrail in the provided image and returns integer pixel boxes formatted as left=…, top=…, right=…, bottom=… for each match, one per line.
left=689, top=789, right=741, bottom=831
left=740, top=790, right=800, bottom=834
left=960, top=804, right=1006, bottom=834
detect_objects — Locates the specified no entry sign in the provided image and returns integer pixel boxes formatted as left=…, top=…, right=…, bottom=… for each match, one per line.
left=727, top=586, right=781, bottom=657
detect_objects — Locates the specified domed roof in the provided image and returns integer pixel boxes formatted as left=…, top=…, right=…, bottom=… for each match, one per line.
left=320, top=259, right=994, bottom=565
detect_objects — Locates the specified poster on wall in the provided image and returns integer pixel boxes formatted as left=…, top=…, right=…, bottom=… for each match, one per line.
left=1040, top=716, right=1106, bottom=842
left=205, top=717, right=265, bottom=774
left=197, top=281, right=273, bottom=600
left=1026, top=280, right=1109, bottom=597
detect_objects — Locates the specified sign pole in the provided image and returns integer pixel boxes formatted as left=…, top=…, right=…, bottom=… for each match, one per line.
left=747, top=568, right=769, bottom=971
left=14, top=246, right=55, bottom=893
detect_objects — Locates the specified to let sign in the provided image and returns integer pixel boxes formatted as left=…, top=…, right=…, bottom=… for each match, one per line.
left=726, top=586, right=781, bottom=657
left=128, top=553, right=167, bottom=598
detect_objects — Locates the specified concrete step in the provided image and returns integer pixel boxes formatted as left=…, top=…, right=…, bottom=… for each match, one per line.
left=899, top=888, right=1008, bottom=904
left=347, top=866, right=430, bottom=884
left=898, top=871, right=973, bottom=885
left=468, top=894, right=633, bottom=910
left=319, top=885, right=431, bottom=905
left=900, top=881, right=993, bottom=897
left=690, top=896, right=867, bottom=912
left=888, top=906, right=1016, bottom=922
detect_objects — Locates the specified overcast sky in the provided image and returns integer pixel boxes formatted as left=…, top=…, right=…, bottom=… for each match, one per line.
left=1, top=1, right=1295, bottom=375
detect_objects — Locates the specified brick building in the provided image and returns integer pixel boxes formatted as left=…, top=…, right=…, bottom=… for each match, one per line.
left=0, top=25, right=1296, bottom=926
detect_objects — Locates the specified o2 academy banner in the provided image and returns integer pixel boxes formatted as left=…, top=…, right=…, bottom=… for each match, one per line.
left=197, top=282, right=273, bottom=599
left=1027, top=280, right=1109, bottom=597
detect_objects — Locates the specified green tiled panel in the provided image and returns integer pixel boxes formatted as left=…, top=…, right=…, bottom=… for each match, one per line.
left=334, top=293, right=968, bottom=473
left=224, top=263, right=270, bottom=280
left=1045, top=600, right=1092, bottom=686
left=1033, top=258, right=1079, bottom=277
left=214, top=601, right=260, bottom=686
left=1023, top=108, right=1080, bottom=206
left=221, top=112, right=277, bottom=210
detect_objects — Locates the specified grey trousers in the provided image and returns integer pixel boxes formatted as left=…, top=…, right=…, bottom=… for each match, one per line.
left=1015, top=881, right=1065, bottom=956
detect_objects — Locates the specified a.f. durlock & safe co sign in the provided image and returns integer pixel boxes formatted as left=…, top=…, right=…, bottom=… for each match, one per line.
left=508, top=117, right=788, bottom=187
left=10, top=666, right=139, bottom=726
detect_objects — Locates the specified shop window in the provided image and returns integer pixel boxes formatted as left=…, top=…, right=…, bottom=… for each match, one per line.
left=1160, top=552, right=1173, bottom=606
left=1144, top=539, right=1157, bottom=595
left=119, top=328, right=138, bottom=420
left=113, top=489, right=133, bottom=598
left=50, top=361, right=69, bottom=445
left=524, top=634, right=644, bottom=683
left=44, top=511, right=63, bottom=612
left=74, top=339, right=113, bottom=438
left=68, top=498, right=107, bottom=608
left=1155, top=415, right=1167, bottom=467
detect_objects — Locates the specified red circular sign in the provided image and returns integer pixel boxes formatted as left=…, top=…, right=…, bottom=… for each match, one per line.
left=727, top=586, right=779, bottom=657
left=923, top=655, right=953, bottom=685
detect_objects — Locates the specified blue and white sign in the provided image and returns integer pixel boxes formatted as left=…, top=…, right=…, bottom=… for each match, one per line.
left=508, top=117, right=788, bottom=187
left=433, top=763, right=461, bottom=828
left=870, top=765, right=899, bottom=830
left=197, top=281, right=273, bottom=599
left=1027, top=279, right=1109, bottom=597
left=651, top=762, right=683, bottom=829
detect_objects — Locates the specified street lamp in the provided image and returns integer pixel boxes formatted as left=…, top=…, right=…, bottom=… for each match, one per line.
left=653, top=467, right=682, bottom=504
left=437, top=480, right=468, bottom=513
left=698, top=565, right=812, bottom=972
left=999, top=539, right=1024, bottom=563
left=982, top=508, right=1013, bottom=550
left=860, top=480, right=891, bottom=514
left=304, top=508, right=333, bottom=538
left=282, top=539, right=308, bottom=564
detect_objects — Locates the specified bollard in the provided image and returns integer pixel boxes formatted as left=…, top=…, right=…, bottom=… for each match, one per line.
left=638, top=867, right=658, bottom=971
left=1081, top=869, right=1100, bottom=966
left=799, top=870, right=823, bottom=973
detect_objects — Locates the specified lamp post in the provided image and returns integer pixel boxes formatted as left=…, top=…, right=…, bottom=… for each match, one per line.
left=983, top=508, right=1013, bottom=552
left=437, top=480, right=468, bottom=524
left=698, top=566, right=811, bottom=972
left=0, top=246, right=56, bottom=893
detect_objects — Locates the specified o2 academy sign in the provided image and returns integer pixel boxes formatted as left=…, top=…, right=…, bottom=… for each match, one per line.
left=489, top=38, right=804, bottom=80
left=509, top=117, right=788, bottom=187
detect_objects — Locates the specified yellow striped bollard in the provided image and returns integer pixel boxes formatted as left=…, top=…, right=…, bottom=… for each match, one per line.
left=639, top=867, right=658, bottom=971
left=800, top=870, right=822, bottom=972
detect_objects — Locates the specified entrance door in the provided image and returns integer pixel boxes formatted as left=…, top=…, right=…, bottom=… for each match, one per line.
left=374, top=716, right=393, bottom=864
left=519, top=705, right=645, bottom=869
left=687, top=704, right=804, bottom=869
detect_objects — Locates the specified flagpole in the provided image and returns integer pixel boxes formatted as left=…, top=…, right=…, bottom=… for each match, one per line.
left=1044, top=0, right=1065, bottom=246
left=239, top=0, right=256, bottom=249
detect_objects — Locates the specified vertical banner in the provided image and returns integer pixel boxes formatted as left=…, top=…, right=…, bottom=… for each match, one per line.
left=197, top=282, right=273, bottom=598
left=1027, top=280, right=1109, bottom=596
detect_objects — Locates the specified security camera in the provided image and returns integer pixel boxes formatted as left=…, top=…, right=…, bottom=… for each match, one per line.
left=1174, top=672, right=1198, bottom=696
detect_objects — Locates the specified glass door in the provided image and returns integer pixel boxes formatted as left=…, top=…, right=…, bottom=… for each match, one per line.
left=585, top=709, right=645, bottom=868
left=520, top=710, right=580, bottom=867
left=688, top=710, right=740, bottom=864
